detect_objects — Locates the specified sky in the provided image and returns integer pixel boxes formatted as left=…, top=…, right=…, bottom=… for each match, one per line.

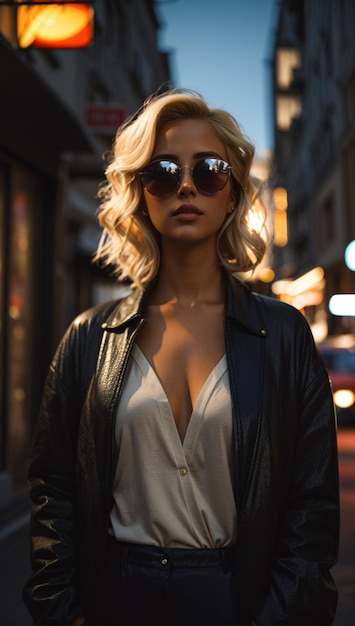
left=157, top=0, right=279, bottom=157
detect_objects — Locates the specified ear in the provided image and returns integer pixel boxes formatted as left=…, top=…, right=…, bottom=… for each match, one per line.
left=227, top=192, right=236, bottom=214
left=228, top=181, right=242, bottom=213
left=140, top=197, right=149, bottom=217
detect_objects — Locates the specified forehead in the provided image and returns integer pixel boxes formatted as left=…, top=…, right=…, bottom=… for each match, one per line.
left=153, top=118, right=227, bottom=158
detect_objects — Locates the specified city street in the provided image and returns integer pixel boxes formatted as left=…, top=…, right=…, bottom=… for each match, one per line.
left=1, top=2, right=354, bottom=624
left=0, top=429, right=354, bottom=626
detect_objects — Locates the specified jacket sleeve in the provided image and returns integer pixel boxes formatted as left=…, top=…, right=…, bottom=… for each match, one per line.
left=255, top=315, right=340, bottom=626
left=23, top=318, right=93, bottom=626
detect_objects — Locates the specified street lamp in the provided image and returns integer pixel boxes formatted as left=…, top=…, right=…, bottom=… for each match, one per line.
left=345, top=240, right=355, bottom=272
left=329, top=294, right=355, bottom=316
left=328, top=241, right=355, bottom=319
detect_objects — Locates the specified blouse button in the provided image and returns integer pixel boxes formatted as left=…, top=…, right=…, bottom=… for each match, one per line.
left=180, top=468, right=188, bottom=477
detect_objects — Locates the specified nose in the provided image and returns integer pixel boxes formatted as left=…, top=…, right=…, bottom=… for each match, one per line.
left=177, top=166, right=196, bottom=195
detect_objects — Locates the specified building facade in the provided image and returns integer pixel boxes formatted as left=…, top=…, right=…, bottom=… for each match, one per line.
left=0, top=0, right=171, bottom=511
left=270, top=0, right=355, bottom=338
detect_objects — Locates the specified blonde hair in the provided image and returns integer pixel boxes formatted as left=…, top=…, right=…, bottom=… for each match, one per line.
left=95, top=88, right=266, bottom=289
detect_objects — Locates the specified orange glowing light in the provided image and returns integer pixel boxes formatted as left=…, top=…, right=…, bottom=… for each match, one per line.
left=18, top=2, right=94, bottom=48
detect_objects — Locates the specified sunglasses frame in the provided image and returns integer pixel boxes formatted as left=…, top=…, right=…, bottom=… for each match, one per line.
left=138, top=157, right=232, bottom=198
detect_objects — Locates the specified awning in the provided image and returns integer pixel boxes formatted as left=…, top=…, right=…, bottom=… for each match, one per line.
left=0, top=34, right=95, bottom=163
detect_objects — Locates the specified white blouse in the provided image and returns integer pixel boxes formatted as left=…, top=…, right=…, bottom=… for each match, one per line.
left=109, top=344, right=237, bottom=548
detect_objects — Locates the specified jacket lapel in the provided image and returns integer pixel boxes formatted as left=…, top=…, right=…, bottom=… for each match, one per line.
left=224, top=276, right=268, bottom=513
left=89, top=288, right=146, bottom=509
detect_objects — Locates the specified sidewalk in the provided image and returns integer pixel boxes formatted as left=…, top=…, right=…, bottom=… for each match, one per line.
left=0, top=497, right=32, bottom=626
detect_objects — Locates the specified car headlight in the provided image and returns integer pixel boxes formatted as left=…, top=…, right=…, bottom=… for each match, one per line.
left=333, top=389, right=355, bottom=409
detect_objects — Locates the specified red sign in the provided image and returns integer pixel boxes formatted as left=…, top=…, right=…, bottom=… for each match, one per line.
left=85, top=104, right=127, bottom=130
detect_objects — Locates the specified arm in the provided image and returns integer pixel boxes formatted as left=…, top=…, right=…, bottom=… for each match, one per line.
left=255, top=325, right=340, bottom=625
left=23, top=322, right=87, bottom=626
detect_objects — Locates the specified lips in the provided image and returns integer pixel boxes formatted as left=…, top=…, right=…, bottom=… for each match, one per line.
left=172, top=204, right=203, bottom=216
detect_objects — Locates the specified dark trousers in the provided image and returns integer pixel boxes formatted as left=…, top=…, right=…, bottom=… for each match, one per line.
left=87, top=536, right=238, bottom=626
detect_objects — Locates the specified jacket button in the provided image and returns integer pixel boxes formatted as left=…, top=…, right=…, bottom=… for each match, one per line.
left=260, top=329, right=267, bottom=335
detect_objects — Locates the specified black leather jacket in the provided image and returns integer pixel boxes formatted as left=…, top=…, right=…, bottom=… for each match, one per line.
left=23, top=275, right=339, bottom=626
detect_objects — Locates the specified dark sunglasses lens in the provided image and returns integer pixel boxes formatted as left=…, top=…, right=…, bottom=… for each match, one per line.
left=140, top=162, right=179, bottom=197
left=194, top=159, right=230, bottom=194
left=140, top=158, right=230, bottom=196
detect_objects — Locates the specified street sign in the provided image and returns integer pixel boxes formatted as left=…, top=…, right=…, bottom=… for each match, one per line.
left=85, top=104, right=127, bottom=131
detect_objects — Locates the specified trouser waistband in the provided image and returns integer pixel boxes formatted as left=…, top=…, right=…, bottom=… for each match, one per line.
left=105, top=535, right=236, bottom=570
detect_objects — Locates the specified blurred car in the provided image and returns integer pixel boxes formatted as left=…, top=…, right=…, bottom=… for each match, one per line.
left=318, top=335, right=355, bottom=427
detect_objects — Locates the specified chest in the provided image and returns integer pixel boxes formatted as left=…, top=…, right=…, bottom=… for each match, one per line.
left=136, top=302, right=225, bottom=441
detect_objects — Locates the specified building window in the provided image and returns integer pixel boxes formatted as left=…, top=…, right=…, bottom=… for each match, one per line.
left=276, top=47, right=301, bottom=89
left=275, top=47, right=302, bottom=131
left=344, top=72, right=355, bottom=129
left=318, top=194, right=336, bottom=252
left=343, top=138, right=355, bottom=236
left=7, top=166, right=36, bottom=487
left=0, top=167, right=7, bottom=477
left=276, top=94, right=302, bottom=130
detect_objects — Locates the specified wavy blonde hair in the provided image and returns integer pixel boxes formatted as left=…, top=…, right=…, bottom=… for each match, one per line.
left=95, top=88, right=266, bottom=289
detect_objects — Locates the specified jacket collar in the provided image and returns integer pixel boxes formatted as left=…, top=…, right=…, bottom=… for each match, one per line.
left=102, top=273, right=268, bottom=337
left=224, top=274, right=268, bottom=337
left=101, top=284, right=150, bottom=330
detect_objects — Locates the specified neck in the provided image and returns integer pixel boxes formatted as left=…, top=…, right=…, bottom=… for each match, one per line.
left=154, top=244, right=224, bottom=306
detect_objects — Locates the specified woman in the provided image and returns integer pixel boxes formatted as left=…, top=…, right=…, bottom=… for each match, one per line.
left=24, top=89, right=339, bottom=626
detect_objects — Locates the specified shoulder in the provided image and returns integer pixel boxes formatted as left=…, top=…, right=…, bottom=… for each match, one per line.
left=71, top=287, right=134, bottom=332
left=72, top=299, right=120, bottom=329
left=252, top=290, right=314, bottom=343
left=252, top=290, right=307, bottom=323
left=50, top=291, right=134, bottom=377
left=250, top=291, right=322, bottom=374
left=227, top=274, right=310, bottom=337
left=53, top=288, right=135, bottom=361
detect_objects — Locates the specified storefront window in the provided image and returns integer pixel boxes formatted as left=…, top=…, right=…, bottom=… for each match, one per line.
left=0, top=169, right=6, bottom=474
left=7, top=167, right=35, bottom=486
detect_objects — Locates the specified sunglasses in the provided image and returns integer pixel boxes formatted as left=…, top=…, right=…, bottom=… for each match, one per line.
left=139, top=158, right=232, bottom=197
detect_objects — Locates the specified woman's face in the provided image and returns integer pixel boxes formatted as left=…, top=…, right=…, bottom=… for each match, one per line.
left=141, top=118, right=236, bottom=248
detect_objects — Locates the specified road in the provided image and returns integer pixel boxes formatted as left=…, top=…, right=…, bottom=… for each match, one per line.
left=333, top=428, right=355, bottom=625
